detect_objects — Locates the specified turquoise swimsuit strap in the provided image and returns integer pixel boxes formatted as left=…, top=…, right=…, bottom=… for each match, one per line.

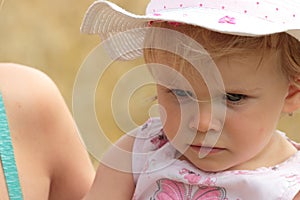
left=0, top=93, right=23, bottom=200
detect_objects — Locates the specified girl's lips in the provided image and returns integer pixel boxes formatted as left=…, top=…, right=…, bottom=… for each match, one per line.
left=190, top=145, right=226, bottom=154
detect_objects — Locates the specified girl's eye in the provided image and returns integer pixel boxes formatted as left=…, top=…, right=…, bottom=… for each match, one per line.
left=171, top=89, right=193, bottom=98
left=226, top=93, right=247, bottom=104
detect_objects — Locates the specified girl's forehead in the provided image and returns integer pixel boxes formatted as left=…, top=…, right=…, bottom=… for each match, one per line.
left=149, top=48, right=277, bottom=71
left=149, top=48, right=284, bottom=88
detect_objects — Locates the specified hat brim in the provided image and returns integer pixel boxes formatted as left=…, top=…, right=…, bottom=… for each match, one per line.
left=81, top=0, right=300, bottom=60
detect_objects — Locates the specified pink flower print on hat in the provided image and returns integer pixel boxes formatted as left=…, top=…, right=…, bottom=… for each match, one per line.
left=145, top=0, right=298, bottom=25
left=218, top=16, right=236, bottom=24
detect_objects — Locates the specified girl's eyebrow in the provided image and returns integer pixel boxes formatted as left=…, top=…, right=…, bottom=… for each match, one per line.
left=225, top=87, right=262, bottom=93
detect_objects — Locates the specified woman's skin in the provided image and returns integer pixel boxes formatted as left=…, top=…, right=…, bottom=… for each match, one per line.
left=0, top=63, right=95, bottom=200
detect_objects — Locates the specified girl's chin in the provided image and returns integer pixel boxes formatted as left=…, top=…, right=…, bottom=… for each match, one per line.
left=178, top=152, right=230, bottom=173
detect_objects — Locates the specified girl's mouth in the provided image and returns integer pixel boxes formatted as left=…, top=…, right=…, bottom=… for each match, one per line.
left=190, top=145, right=226, bottom=154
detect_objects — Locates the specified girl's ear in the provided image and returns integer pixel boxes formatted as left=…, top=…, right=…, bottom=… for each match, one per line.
left=282, top=82, right=300, bottom=113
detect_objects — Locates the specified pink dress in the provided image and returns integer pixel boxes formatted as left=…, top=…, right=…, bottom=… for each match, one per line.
left=132, top=118, right=300, bottom=200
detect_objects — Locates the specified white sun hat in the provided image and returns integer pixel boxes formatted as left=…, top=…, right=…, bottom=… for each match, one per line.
left=81, top=0, right=300, bottom=60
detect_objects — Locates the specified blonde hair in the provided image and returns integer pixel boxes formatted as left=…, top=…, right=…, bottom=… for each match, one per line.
left=144, top=22, right=300, bottom=86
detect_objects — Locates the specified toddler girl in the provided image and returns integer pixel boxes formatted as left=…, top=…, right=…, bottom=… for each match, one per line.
left=81, top=0, right=300, bottom=199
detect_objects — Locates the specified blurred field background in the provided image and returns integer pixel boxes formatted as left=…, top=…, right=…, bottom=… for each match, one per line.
left=0, top=0, right=153, bottom=168
left=0, top=0, right=299, bottom=168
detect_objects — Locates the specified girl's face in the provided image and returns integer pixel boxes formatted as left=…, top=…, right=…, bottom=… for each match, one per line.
left=153, top=50, right=293, bottom=172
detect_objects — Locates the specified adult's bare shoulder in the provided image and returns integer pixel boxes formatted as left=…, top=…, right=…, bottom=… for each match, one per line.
left=0, top=63, right=94, bottom=199
left=0, top=63, right=63, bottom=124
left=0, top=63, right=57, bottom=94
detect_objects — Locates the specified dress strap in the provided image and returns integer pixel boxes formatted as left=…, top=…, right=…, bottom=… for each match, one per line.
left=0, top=93, right=23, bottom=200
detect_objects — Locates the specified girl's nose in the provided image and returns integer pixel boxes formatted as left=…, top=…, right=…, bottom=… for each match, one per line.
left=188, top=104, right=222, bottom=134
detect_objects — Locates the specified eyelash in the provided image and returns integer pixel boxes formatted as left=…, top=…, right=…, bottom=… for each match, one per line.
left=169, top=89, right=247, bottom=105
left=169, top=89, right=194, bottom=103
left=170, top=89, right=193, bottom=97
left=225, top=93, right=247, bottom=105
